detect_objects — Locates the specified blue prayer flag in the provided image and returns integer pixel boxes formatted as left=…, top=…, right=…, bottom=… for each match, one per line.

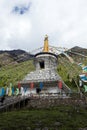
left=0, top=88, right=5, bottom=96
left=40, top=82, right=43, bottom=90
left=12, top=87, right=14, bottom=95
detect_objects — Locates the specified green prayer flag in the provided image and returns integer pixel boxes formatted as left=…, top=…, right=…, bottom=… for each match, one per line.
left=15, top=88, right=19, bottom=96
left=83, top=69, right=87, bottom=73
left=10, top=83, right=12, bottom=88
left=84, top=85, right=87, bottom=92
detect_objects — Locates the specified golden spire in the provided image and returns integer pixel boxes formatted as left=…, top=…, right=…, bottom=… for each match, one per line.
left=43, top=35, right=49, bottom=52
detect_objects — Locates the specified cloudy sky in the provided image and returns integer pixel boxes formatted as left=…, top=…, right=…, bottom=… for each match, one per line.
left=0, top=0, right=87, bottom=52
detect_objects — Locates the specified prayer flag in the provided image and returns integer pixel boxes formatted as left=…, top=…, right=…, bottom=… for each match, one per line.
left=79, top=80, right=82, bottom=87
left=6, top=87, right=9, bottom=95
left=0, top=88, right=2, bottom=96
left=18, top=82, right=21, bottom=89
left=0, top=88, right=5, bottom=96
left=24, top=87, right=27, bottom=93
left=15, top=88, right=19, bottom=95
left=30, top=82, right=34, bottom=89
left=58, top=81, right=62, bottom=89
left=40, top=82, right=43, bottom=90
left=8, top=87, right=12, bottom=96
left=20, top=87, right=24, bottom=95
left=12, top=87, right=14, bottom=95
left=84, top=85, right=87, bottom=92
left=10, top=83, right=12, bottom=88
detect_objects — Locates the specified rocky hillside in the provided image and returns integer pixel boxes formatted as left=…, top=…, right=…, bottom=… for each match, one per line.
left=68, top=46, right=87, bottom=55
left=0, top=49, right=34, bottom=66
left=66, top=46, right=87, bottom=63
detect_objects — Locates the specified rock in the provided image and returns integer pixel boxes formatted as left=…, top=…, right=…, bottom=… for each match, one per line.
left=54, top=122, right=61, bottom=126
left=78, top=128, right=87, bottom=130
left=26, top=127, right=31, bottom=130
left=84, top=128, right=87, bottom=130
left=34, top=128, right=41, bottom=130
left=35, top=121, right=42, bottom=126
left=42, top=127, right=49, bottom=130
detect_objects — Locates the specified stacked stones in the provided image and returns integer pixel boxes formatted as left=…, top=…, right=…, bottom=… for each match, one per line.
left=23, top=68, right=60, bottom=83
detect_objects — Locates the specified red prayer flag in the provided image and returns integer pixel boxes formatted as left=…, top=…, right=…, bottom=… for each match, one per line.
left=58, top=81, right=62, bottom=89
left=18, top=82, right=21, bottom=89
left=85, top=73, right=87, bottom=77
left=30, top=82, right=34, bottom=89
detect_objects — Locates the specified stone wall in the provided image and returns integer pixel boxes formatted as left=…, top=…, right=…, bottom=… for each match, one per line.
left=27, top=97, right=87, bottom=109
left=34, top=53, right=58, bottom=70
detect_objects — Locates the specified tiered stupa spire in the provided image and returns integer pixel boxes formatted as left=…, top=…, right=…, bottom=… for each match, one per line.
left=43, top=35, right=49, bottom=52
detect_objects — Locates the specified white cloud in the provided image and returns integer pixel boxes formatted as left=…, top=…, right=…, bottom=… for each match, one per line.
left=0, top=0, right=87, bottom=51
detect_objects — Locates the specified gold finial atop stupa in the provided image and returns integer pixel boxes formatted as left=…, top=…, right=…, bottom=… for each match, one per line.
left=43, top=35, right=49, bottom=52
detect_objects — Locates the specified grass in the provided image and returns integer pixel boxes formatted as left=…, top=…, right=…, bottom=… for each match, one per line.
left=0, top=60, right=35, bottom=87
left=0, top=106, right=87, bottom=130
left=57, top=56, right=82, bottom=91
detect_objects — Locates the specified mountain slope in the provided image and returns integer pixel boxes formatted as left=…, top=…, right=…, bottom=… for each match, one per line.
left=0, top=52, right=14, bottom=67
left=66, top=46, right=87, bottom=63
left=0, top=49, right=34, bottom=66
left=68, top=46, right=87, bottom=56
left=0, top=60, right=35, bottom=86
